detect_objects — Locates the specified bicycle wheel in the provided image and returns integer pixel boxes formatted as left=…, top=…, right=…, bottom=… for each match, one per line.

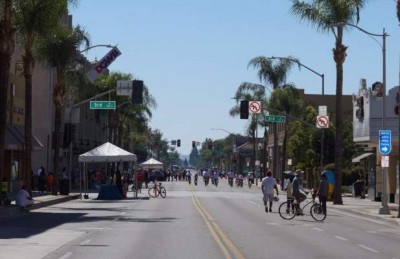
left=148, top=187, right=158, bottom=198
left=310, top=203, right=326, bottom=221
left=279, top=201, right=296, bottom=220
left=160, top=187, right=167, bottom=198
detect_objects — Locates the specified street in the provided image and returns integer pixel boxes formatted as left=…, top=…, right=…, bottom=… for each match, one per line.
left=1, top=178, right=400, bottom=259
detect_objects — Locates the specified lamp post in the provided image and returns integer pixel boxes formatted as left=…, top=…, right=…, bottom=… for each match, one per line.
left=268, top=56, right=325, bottom=173
left=210, top=128, right=238, bottom=175
left=334, top=22, right=389, bottom=214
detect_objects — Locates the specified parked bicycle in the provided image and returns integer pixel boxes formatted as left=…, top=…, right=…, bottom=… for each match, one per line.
left=148, top=182, right=167, bottom=198
left=278, top=194, right=326, bottom=222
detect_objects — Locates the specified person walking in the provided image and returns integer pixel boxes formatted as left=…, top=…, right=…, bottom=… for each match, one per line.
left=317, top=173, right=329, bottom=216
left=261, top=170, right=279, bottom=213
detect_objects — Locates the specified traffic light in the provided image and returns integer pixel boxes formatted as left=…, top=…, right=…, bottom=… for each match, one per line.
left=208, top=141, right=212, bottom=149
left=372, top=81, right=383, bottom=97
left=177, top=139, right=181, bottom=147
left=240, top=100, right=249, bottom=119
left=131, top=80, right=144, bottom=104
left=192, top=141, right=195, bottom=148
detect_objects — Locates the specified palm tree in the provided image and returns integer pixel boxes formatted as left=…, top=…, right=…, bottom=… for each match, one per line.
left=0, top=0, right=15, bottom=182
left=268, top=87, right=304, bottom=175
left=36, top=25, right=89, bottom=194
left=290, top=0, right=368, bottom=204
left=14, top=0, right=72, bottom=189
left=247, top=57, right=298, bottom=179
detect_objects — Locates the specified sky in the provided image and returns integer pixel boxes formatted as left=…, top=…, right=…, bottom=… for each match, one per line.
left=70, top=0, right=400, bottom=155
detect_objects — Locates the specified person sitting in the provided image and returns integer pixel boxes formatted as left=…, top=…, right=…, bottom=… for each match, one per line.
left=15, top=184, right=34, bottom=211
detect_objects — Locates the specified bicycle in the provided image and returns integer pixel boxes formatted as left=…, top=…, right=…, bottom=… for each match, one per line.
left=148, top=182, right=167, bottom=198
left=278, top=195, right=326, bottom=222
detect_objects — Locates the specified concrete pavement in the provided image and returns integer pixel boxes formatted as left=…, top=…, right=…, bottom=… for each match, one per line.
left=1, top=189, right=400, bottom=227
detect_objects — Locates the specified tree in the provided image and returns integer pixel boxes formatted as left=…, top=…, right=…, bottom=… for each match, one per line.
left=36, top=25, right=89, bottom=194
left=0, top=0, right=15, bottom=182
left=14, top=0, right=72, bottom=189
left=268, top=87, right=304, bottom=175
left=247, top=56, right=298, bottom=178
left=290, top=0, right=369, bottom=204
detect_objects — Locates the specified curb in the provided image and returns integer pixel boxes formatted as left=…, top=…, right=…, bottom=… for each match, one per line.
left=30, top=194, right=80, bottom=210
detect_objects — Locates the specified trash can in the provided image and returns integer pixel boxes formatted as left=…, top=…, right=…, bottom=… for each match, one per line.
left=353, top=181, right=361, bottom=197
left=59, top=179, right=70, bottom=195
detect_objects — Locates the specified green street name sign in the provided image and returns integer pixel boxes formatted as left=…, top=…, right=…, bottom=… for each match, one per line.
left=265, top=115, right=286, bottom=122
left=90, top=101, right=116, bottom=110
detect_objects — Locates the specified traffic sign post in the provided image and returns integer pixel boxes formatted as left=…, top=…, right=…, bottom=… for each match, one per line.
left=378, top=130, right=392, bottom=155
left=265, top=115, right=286, bottom=122
left=90, top=101, right=116, bottom=110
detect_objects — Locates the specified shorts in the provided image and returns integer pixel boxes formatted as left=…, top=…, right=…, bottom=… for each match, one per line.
left=263, top=193, right=274, bottom=204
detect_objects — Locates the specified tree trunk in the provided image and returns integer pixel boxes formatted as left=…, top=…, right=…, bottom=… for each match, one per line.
left=23, top=54, right=33, bottom=190
left=333, top=35, right=347, bottom=205
left=0, top=0, right=15, bottom=183
left=272, top=123, right=278, bottom=179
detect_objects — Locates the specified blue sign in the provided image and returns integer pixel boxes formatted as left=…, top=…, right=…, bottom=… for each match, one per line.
left=379, top=130, right=392, bottom=155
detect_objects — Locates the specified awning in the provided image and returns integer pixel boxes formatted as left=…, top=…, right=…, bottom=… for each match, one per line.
left=352, top=153, right=374, bottom=163
left=5, top=124, right=43, bottom=151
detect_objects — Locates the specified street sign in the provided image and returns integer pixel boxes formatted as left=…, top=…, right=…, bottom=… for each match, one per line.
left=90, top=101, right=116, bottom=110
left=316, top=115, right=329, bottom=128
left=378, top=130, right=392, bottom=155
left=249, top=101, right=261, bottom=114
left=381, top=156, right=389, bottom=168
left=318, top=106, right=327, bottom=116
left=265, top=115, right=286, bottom=122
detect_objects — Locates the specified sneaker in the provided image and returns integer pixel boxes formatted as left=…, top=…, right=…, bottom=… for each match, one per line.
left=265, top=207, right=268, bottom=213
left=269, top=208, right=272, bottom=212
left=286, top=209, right=290, bottom=214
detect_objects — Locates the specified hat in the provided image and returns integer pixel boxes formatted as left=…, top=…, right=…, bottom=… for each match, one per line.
left=295, top=169, right=304, bottom=176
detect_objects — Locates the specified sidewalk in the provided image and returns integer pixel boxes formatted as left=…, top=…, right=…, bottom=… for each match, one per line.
left=0, top=191, right=80, bottom=221
left=331, top=195, right=400, bottom=226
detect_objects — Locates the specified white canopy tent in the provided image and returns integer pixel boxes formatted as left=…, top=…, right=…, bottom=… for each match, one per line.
left=78, top=142, right=137, bottom=199
left=78, top=142, right=137, bottom=163
left=140, top=158, right=163, bottom=170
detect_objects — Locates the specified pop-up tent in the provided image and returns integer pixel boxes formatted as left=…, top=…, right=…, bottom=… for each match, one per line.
left=78, top=142, right=137, bottom=199
left=78, top=142, right=137, bottom=163
left=140, top=158, right=163, bottom=170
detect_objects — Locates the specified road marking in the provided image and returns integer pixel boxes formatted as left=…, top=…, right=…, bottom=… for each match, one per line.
left=335, top=235, right=348, bottom=241
left=58, top=252, right=72, bottom=259
left=358, top=244, right=378, bottom=253
left=313, top=227, right=323, bottom=232
left=245, top=199, right=261, bottom=207
left=266, top=222, right=278, bottom=225
left=80, top=239, right=91, bottom=246
left=190, top=185, right=245, bottom=259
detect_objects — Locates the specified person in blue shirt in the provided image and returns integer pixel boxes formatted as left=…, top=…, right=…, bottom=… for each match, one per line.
left=292, top=169, right=309, bottom=214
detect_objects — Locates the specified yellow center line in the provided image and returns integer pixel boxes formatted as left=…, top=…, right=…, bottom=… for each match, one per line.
left=189, top=184, right=245, bottom=259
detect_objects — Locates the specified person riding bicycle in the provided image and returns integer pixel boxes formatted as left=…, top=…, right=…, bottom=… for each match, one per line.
left=227, top=170, right=235, bottom=186
left=247, top=172, right=254, bottom=186
left=186, top=170, right=192, bottom=184
left=292, top=169, right=309, bottom=215
left=203, top=170, right=210, bottom=186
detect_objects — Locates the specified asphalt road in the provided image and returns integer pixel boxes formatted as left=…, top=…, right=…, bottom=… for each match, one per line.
left=1, top=177, right=400, bottom=259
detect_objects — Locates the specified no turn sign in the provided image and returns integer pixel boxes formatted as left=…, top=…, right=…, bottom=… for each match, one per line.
left=316, top=115, right=329, bottom=128
left=249, top=101, right=261, bottom=114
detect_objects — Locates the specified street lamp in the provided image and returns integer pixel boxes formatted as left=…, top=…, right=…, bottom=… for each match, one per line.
left=333, top=22, right=389, bottom=215
left=210, top=128, right=238, bottom=174
left=268, top=56, right=325, bottom=174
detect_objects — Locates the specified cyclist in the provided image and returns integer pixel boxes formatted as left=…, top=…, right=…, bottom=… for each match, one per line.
left=227, top=170, right=235, bottom=187
left=186, top=170, right=192, bottom=184
left=194, top=172, right=198, bottom=185
left=203, top=170, right=210, bottom=186
left=292, top=169, right=308, bottom=215
left=247, top=172, right=254, bottom=188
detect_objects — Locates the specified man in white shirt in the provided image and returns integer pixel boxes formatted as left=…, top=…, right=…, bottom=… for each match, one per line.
left=261, top=170, right=279, bottom=213
left=16, top=185, right=34, bottom=211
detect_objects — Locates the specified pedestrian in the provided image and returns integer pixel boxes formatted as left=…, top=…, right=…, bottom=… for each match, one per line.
left=38, top=166, right=46, bottom=193
left=317, top=173, right=329, bottom=216
left=261, top=170, right=279, bottom=213
left=285, top=174, right=294, bottom=213
left=47, top=172, right=54, bottom=193
left=16, top=184, right=34, bottom=211
left=115, top=169, right=123, bottom=197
